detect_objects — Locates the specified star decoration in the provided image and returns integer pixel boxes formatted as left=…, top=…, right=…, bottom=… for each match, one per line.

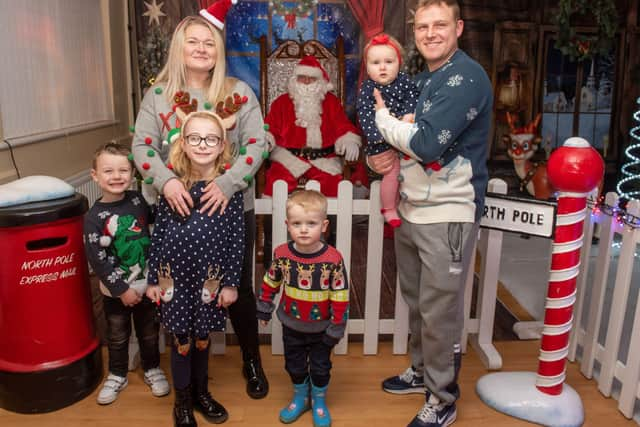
left=143, top=0, right=166, bottom=27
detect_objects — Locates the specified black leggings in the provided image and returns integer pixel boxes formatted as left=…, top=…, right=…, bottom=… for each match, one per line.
left=227, top=210, right=261, bottom=361
left=171, top=335, right=210, bottom=391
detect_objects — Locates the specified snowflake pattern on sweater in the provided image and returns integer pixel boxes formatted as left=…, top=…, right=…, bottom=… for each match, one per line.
left=83, top=191, right=152, bottom=298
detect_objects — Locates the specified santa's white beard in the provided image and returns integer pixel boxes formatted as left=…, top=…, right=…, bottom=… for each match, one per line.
left=288, top=77, right=329, bottom=149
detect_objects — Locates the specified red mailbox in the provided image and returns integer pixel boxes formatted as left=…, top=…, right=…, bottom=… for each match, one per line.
left=0, top=193, right=102, bottom=413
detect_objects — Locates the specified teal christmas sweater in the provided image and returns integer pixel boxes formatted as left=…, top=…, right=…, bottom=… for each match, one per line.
left=374, top=50, right=492, bottom=224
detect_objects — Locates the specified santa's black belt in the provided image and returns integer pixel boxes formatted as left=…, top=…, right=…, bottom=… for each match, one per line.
left=287, top=146, right=335, bottom=160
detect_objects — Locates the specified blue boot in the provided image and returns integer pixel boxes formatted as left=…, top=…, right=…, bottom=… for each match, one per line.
left=311, top=383, right=331, bottom=427
left=279, top=379, right=310, bottom=423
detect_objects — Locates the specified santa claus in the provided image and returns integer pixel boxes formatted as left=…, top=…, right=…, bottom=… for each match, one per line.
left=263, top=55, right=361, bottom=197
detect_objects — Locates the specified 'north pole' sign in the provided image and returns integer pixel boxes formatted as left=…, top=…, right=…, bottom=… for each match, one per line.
left=481, top=193, right=556, bottom=238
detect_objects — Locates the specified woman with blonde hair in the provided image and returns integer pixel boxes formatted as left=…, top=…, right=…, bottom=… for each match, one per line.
left=132, top=4, right=269, bottom=424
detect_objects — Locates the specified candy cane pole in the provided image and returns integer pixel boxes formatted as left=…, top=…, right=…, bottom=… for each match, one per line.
left=476, top=137, right=603, bottom=426
left=536, top=137, right=604, bottom=394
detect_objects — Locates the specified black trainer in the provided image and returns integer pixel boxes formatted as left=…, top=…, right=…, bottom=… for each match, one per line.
left=192, top=389, right=228, bottom=424
left=243, top=358, right=269, bottom=399
left=382, top=366, right=425, bottom=394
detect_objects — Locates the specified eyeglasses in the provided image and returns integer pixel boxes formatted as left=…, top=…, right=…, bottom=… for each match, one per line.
left=185, top=133, right=222, bottom=147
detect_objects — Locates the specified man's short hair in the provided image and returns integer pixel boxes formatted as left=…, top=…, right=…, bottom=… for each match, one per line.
left=92, top=142, right=133, bottom=170
left=416, top=0, right=461, bottom=20
left=286, top=189, right=328, bottom=218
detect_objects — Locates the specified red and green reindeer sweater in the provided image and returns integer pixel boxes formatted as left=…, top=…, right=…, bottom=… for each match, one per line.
left=257, top=242, right=349, bottom=345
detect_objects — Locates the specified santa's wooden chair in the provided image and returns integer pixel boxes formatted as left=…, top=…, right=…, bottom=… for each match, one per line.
left=258, top=35, right=346, bottom=115
left=256, top=35, right=351, bottom=263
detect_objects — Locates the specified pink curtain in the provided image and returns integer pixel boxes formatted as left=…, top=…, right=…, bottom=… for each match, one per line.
left=346, top=0, right=386, bottom=87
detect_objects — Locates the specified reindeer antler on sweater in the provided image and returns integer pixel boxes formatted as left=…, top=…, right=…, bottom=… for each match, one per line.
left=214, top=92, right=248, bottom=130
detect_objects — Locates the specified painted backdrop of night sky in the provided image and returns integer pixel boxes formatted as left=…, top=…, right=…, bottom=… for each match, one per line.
left=225, top=1, right=360, bottom=117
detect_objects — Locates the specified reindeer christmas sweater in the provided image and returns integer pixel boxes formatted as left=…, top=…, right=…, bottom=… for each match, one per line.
left=132, top=78, right=266, bottom=211
left=257, top=242, right=349, bottom=345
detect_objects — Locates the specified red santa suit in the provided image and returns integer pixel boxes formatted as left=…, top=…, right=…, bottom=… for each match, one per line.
left=264, top=56, right=361, bottom=197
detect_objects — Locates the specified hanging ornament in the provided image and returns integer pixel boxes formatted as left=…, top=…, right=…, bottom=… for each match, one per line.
left=270, top=0, right=317, bottom=28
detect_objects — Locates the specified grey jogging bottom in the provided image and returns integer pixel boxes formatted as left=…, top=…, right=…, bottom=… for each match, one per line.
left=394, top=220, right=479, bottom=404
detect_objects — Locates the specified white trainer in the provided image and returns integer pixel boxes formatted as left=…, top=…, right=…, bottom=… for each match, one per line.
left=144, top=367, right=170, bottom=397
left=97, top=373, right=128, bottom=405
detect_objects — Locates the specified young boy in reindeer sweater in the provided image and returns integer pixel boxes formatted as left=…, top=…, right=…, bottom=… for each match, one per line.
left=257, top=190, right=349, bottom=427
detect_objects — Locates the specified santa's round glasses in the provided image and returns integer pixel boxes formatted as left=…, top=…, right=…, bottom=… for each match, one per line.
left=185, top=133, right=222, bottom=147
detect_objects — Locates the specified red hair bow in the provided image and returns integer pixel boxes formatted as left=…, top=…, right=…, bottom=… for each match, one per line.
left=371, top=34, right=390, bottom=45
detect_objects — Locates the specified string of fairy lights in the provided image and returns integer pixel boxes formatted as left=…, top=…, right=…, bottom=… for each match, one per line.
left=589, top=197, right=640, bottom=229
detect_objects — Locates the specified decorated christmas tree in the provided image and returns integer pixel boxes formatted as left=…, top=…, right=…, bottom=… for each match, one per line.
left=290, top=301, right=301, bottom=319
left=310, top=304, right=322, bottom=321
left=616, top=97, right=640, bottom=201
left=138, top=25, right=169, bottom=93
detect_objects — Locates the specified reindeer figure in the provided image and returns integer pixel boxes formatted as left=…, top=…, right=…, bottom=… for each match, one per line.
left=319, top=264, right=332, bottom=290
left=280, top=258, right=292, bottom=286
left=157, top=263, right=174, bottom=303
left=503, top=113, right=555, bottom=200
left=202, top=264, right=224, bottom=304
left=297, top=264, right=316, bottom=290
left=332, top=263, right=346, bottom=290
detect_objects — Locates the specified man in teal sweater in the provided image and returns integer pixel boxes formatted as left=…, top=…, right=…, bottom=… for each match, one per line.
left=368, top=1, right=493, bottom=426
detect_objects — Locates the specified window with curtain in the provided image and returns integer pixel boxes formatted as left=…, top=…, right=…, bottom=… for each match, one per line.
left=0, top=0, right=114, bottom=143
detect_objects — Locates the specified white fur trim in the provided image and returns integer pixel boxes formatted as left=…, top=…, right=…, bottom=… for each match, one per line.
left=306, top=125, right=323, bottom=149
left=295, top=65, right=325, bottom=81
left=105, top=215, right=119, bottom=237
left=199, top=9, right=225, bottom=30
left=99, top=236, right=112, bottom=247
left=310, top=157, right=343, bottom=175
left=269, top=146, right=311, bottom=178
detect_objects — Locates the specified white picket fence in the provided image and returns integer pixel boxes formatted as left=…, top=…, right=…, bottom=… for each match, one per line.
left=71, top=173, right=640, bottom=422
left=568, top=192, right=640, bottom=421
left=227, top=178, right=507, bottom=370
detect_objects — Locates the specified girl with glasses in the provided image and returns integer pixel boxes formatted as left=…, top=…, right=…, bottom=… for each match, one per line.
left=146, top=110, right=243, bottom=425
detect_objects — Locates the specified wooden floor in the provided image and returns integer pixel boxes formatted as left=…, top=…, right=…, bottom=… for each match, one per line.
left=1, top=341, right=635, bottom=427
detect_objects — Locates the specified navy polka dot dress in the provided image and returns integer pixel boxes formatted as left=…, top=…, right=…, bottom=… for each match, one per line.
left=147, top=181, right=244, bottom=337
left=356, top=71, right=419, bottom=156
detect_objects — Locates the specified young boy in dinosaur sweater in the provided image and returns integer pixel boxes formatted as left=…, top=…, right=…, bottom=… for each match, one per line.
left=257, top=189, right=349, bottom=427
left=83, top=143, right=169, bottom=405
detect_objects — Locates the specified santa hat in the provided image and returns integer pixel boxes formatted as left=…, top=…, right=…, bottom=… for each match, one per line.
left=99, top=214, right=119, bottom=247
left=199, top=0, right=237, bottom=31
left=295, top=55, right=331, bottom=84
